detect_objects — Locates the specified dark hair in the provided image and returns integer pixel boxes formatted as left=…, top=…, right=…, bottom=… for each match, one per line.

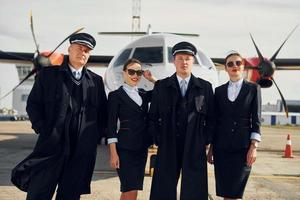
left=123, top=58, right=142, bottom=71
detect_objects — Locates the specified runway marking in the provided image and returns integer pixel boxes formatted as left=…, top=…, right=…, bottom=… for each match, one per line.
left=207, top=172, right=300, bottom=179
left=250, top=174, right=300, bottom=180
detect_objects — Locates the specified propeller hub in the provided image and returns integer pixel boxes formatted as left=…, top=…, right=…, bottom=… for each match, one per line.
left=33, top=55, right=51, bottom=71
left=258, top=59, right=275, bottom=78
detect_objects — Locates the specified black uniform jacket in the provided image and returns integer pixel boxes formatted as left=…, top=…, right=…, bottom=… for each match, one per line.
left=213, top=80, right=261, bottom=151
left=148, top=73, right=215, bottom=200
left=107, top=86, right=152, bottom=151
left=11, top=59, right=107, bottom=194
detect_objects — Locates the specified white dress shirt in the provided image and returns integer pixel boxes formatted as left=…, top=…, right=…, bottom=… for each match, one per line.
left=176, top=75, right=191, bottom=92
left=228, top=78, right=243, bottom=102
left=122, top=83, right=142, bottom=106
left=69, top=64, right=83, bottom=80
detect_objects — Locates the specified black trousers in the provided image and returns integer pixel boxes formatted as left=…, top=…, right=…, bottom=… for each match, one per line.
left=26, top=157, right=80, bottom=200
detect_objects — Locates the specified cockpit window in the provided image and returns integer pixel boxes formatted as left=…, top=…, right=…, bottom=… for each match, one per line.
left=113, top=48, right=132, bottom=67
left=167, top=47, right=199, bottom=64
left=132, top=47, right=163, bottom=63
left=168, top=47, right=174, bottom=63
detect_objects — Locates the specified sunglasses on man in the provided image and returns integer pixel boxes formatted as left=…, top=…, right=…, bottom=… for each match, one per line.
left=127, top=69, right=144, bottom=76
left=226, top=60, right=243, bottom=68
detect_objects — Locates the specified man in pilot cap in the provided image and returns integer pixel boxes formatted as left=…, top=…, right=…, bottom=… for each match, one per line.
left=149, top=41, right=215, bottom=199
left=11, top=32, right=107, bottom=200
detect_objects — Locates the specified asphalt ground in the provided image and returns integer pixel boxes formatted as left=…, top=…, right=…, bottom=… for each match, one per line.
left=0, top=121, right=299, bottom=200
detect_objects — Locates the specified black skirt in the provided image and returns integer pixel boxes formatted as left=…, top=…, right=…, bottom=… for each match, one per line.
left=213, top=148, right=251, bottom=199
left=117, top=148, right=148, bottom=192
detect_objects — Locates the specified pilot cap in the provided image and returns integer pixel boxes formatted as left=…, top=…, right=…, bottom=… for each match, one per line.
left=69, top=33, right=96, bottom=50
left=172, top=41, right=197, bottom=56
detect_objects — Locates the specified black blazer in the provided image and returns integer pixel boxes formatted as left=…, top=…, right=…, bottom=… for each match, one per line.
left=107, top=86, right=152, bottom=151
left=213, top=80, right=261, bottom=150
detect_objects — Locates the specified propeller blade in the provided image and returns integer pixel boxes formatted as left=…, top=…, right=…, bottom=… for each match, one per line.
left=270, top=76, right=289, bottom=117
left=0, top=50, right=32, bottom=62
left=270, top=24, right=299, bottom=62
left=250, top=34, right=264, bottom=62
left=47, top=27, right=84, bottom=58
left=0, top=68, right=37, bottom=101
left=29, top=11, right=39, bottom=53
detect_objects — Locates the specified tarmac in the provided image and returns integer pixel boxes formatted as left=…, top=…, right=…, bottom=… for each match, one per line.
left=0, top=121, right=299, bottom=200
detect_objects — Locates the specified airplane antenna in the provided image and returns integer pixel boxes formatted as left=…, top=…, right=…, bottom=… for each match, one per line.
left=147, top=24, right=152, bottom=35
left=132, top=0, right=141, bottom=32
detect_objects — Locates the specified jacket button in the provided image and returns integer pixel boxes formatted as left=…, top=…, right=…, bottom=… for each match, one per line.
left=234, top=122, right=237, bottom=125
left=231, top=129, right=234, bottom=132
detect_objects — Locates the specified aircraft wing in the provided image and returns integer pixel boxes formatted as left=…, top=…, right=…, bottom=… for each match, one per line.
left=0, top=51, right=113, bottom=67
left=273, top=59, right=300, bottom=70
left=1, top=51, right=299, bottom=69
left=211, top=58, right=300, bottom=70
left=88, top=55, right=113, bottom=67
left=0, top=51, right=33, bottom=64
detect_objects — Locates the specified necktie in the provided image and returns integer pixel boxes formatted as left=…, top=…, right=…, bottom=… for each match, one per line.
left=73, top=71, right=80, bottom=79
left=180, top=79, right=187, bottom=97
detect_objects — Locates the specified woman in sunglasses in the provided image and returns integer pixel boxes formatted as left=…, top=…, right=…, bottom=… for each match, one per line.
left=107, top=58, right=156, bottom=200
left=207, top=50, right=261, bottom=200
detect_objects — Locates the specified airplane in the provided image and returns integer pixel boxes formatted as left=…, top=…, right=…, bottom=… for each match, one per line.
left=0, top=15, right=299, bottom=117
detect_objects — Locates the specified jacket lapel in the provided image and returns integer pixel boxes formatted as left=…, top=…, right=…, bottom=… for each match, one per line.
left=187, top=74, right=203, bottom=100
left=117, top=87, right=142, bottom=112
left=59, top=61, right=73, bottom=94
left=223, top=82, right=230, bottom=102
left=81, top=68, right=94, bottom=107
left=234, top=80, right=249, bottom=104
left=166, top=73, right=180, bottom=107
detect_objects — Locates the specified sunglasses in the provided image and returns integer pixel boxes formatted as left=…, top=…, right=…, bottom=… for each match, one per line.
left=127, top=69, right=144, bottom=76
left=226, top=60, right=243, bottom=68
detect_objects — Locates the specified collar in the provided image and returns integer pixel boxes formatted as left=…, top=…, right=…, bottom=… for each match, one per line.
left=58, top=58, right=92, bottom=79
left=176, top=74, right=191, bottom=85
left=167, top=73, right=202, bottom=88
left=229, top=78, right=243, bottom=87
left=122, top=83, right=139, bottom=93
left=69, top=64, right=83, bottom=74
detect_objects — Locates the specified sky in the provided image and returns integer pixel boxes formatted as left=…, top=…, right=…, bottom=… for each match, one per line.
left=0, top=0, right=300, bottom=105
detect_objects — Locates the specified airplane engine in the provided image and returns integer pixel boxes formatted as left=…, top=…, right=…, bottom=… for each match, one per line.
left=244, top=57, right=274, bottom=88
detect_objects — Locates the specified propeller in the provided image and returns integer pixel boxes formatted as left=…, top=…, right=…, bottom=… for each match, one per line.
left=270, top=76, right=288, bottom=117
left=246, top=25, right=298, bottom=117
left=0, top=11, right=84, bottom=100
